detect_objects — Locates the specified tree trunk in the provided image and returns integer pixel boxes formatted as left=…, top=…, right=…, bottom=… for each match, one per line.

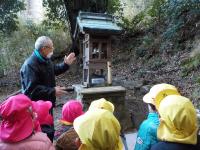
left=63, top=0, right=108, bottom=38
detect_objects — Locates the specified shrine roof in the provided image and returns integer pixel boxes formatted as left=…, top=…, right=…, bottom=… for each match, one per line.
left=75, top=11, right=122, bottom=35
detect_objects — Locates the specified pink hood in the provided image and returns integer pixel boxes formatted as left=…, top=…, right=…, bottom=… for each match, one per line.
left=32, top=100, right=53, bottom=125
left=0, top=94, right=40, bottom=142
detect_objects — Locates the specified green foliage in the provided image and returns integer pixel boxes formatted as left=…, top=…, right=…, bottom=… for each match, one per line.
left=0, top=32, right=7, bottom=76
left=162, top=21, right=184, bottom=39
left=135, top=48, right=147, bottom=57
left=191, top=87, right=200, bottom=110
left=0, top=32, right=10, bottom=74
left=0, top=22, right=71, bottom=74
left=107, top=0, right=122, bottom=14
left=146, top=0, right=165, bottom=21
left=43, top=0, right=67, bottom=27
left=162, top=0, right=200, bottom=40
left=135, top=35, right=154, bottom=57
left=120, top=11, right=146, bottom=33
left=142, top=35, right=154, bottom=47
left=0, top=0, right=25, bottom=34
left=119, top=0, right=166, bottom=33
left=163, top=0, right=200, bottom=21
left=150, top=57, right=166, bottom=70
left=119, top=0, right=200, bottom=58
left=181, top=54, right=200, bottom=77
left=121, top=0, right=199, bottom=35
left=196, top=77, right=200, bottom=84
left=43, top=0, right=122, bottom=26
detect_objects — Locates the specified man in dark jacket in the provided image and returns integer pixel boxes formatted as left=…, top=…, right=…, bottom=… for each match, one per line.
left=20, top=36, right=76, bottom=141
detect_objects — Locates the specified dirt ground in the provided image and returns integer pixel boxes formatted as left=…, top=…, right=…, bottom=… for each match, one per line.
left=1, top=47, right=200, bottom=134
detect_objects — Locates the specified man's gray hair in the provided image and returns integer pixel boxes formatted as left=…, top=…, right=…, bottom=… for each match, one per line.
left=35, top=36, right=52, bottom=51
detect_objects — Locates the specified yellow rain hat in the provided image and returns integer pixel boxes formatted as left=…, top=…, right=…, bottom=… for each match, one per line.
left=74, top=109, right=123, bottom=150
left=143, top=83, right=180, bottom=109
left=158, top=95, right=198, bottom=145
left=89, top=98, right=115, bottom=113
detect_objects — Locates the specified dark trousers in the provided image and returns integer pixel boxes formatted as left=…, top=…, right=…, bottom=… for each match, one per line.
left=41, top=107, right=55, bottom=142
left=41, top=124, right=55, bottom=142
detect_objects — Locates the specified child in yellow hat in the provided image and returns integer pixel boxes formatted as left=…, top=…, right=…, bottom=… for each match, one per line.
left=134, top=83, right=180, bottom=150
left=151, top=95, right=198, bottom=150
left=73, top=98, right=123, bottom=150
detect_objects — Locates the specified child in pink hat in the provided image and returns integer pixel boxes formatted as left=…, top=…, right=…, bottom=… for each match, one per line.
left=55, top=100, right=84, bottom=150
left=32, top=100, right=54, bottom=142
left=55, top=100, right=84, bottom=139
left=60, top=100, right=84, bottom=125
left=0, top=94, right=55, bottom=150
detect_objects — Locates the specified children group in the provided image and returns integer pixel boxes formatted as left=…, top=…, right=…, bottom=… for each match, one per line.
left=0, top=83, right=199, bottom=150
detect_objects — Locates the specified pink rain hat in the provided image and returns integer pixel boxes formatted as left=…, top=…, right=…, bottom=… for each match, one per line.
left=32, top=100, right=53, bottom=125
left=0, top=94, right=38, bottom=142
left=60, top=100, right=84, bottom=125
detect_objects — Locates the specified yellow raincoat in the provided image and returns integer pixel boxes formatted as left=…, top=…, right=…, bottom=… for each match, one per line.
left=158, top=95, right=198, bottom=145
left=73, top=108, right=123, bottom=150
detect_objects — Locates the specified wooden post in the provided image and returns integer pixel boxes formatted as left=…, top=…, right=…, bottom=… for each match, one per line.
left=107, top=61, right=112, bottom=85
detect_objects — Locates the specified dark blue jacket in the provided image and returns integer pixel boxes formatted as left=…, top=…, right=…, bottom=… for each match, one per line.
left=20, top=51, right=69, bottom=107
left=150, top=141, right=198, bottom=150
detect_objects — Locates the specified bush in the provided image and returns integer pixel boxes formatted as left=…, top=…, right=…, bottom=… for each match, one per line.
left=119, top=0, right=200, bottom=58
left=119, top=0, right=166, bottom=34
left=120, top=11, right=146, bottom=33
left=181, top=54, right=200, bottom=76
left=191, top=87, right=200, bottom=109
left=162, top=0, right=200, bottom=40
left=149, top=57, right=166, bottom=70
left=0, top=22, right=71, bottom=75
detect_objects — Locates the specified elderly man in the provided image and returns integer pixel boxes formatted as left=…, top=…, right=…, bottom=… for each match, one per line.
left=20, top=36, right=76, bottom=141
